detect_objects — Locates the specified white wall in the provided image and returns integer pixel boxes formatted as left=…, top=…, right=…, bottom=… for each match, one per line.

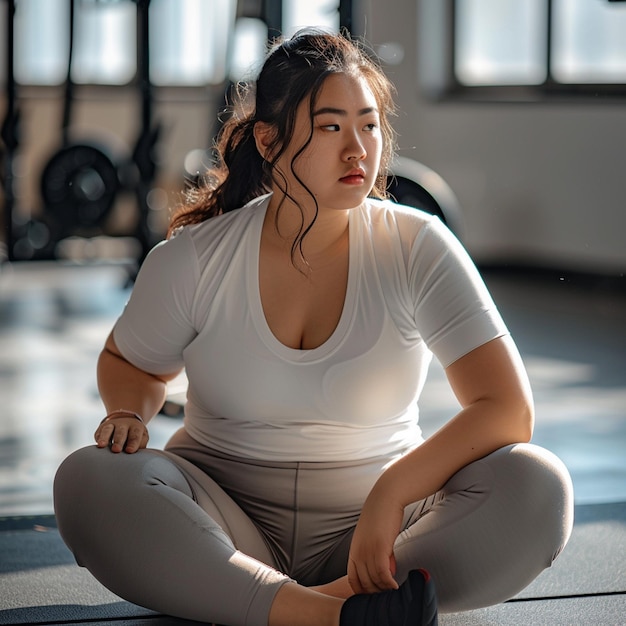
left=2, top=0, right=625, bottom=273
left=366, top=0, right=626, bottom=274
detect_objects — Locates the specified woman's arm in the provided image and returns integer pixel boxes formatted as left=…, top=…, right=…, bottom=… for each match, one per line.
left=348, top=334, right=534, bottom=594
left=384, top=333, right=534, bottom=501
left=94, top=331, right=183, bottom=453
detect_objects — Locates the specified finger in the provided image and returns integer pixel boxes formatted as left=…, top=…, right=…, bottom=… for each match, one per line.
left=350, top=559, right=376, bottom=594
left=372, top=560, right=398, bottom=591
left=124, top=425, right=148, bottom=453
left=359, top=558, right=397, bottom=594
left=365, top=550, right=397, bottom=591
left=360, top=564, right=376, bottom=594
left=95, top=423, right=115, bottom=448
left=110, top=424, right=129, bottom=453
left=347, top=559, right=366, bottom=595
left=389, top=553, right=397, bottom=577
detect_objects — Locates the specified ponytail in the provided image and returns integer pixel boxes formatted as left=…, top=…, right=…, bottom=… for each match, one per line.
left=167, top=113, right=270, bottom=237
left=218, top=117, right=269, bottom=214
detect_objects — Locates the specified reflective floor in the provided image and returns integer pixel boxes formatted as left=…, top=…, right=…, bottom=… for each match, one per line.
left=0, top=260, right=625, bottom=517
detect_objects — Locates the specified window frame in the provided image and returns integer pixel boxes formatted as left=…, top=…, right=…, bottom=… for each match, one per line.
left=445, top=0, right=626, bottom=102
left=2, top=0, right=236, bottom=90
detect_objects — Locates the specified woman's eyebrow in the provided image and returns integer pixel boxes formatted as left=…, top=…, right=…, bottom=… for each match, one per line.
left=313, top=106, right=378, bottom=117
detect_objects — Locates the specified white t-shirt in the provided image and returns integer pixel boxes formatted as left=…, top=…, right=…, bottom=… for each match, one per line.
left=113, top=194, right=508, bottom=462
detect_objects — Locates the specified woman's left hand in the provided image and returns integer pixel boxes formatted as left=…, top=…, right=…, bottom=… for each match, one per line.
left=347, top=484, right=405, bottom=594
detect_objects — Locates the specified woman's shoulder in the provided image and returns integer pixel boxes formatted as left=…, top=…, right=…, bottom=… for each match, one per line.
left=161, top=193, right=270, bottom=264
left=360, top=198, right=468, bottom=276
left=140, top=194, right=270, bottom=276
left=361, top=198, right=445, bottom=244
left=363, top=197, right=439, bottom=227
left=180, top=193, right=271, bottom=244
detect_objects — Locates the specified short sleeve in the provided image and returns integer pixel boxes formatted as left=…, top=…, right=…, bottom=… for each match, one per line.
left=113, top=228, right=200, bottom=375
left=408, top=217, right=509, bottom=368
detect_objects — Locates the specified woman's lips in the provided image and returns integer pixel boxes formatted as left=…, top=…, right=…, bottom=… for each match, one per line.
left=340, top=174, right=365, bottom=185
left=340, top=169, right=366, bottom=184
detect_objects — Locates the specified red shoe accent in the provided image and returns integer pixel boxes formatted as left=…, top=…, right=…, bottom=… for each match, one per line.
left=417, top=568, right=431, bottom=582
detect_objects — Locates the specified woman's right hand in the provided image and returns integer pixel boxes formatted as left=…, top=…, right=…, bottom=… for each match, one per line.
left=95, top=416, right=149, bottom=454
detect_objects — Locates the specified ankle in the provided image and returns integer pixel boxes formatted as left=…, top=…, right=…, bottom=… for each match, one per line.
left=269, top=582, right=344, bottom=626
left=310, top=576, right=355, bottom=599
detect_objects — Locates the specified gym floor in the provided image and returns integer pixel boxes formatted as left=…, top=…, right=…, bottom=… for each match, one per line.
left=1, top=260, right=625, bottom=515
left=0, top=259, right=625, bottom=625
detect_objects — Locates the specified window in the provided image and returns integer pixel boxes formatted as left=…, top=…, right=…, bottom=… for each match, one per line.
left=3, top=0, right=341, bottom=87
left=230, top=17, right=269, bottom=82
left=454, top=0, right=626, bottom=94
left=552, top=0, right=626, bottom=83
left=282, top=0, right=339, bottom=38
left=13, top=0, right=70, bottom=85
left=455, top=0, right=547, bottom=86
left=71, top=0, right=136, bottom=85
left=225, top=0, right=340, bottom=84
left=149, top=0, right=236, bottom=86
left=4, top=0, right=236, bottom=87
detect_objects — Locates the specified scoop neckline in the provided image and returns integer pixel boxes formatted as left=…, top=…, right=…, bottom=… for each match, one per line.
left=246, top=201, right=361, bottom=363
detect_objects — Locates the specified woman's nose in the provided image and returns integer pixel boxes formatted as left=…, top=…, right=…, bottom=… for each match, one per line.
left=343, top=132, right=367, bottom=161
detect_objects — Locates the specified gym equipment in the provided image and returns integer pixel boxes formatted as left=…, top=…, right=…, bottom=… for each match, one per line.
left=131, top=0, right=162, bottom=260
left=37, top=0, right=161, bottom=262
left=39, top=0, right=123, bottom=251
left=40, top=144, right=120, bottom=238
left=387, top=155, right=463, bottom=236
left=1, top=0, right=20, bottom=260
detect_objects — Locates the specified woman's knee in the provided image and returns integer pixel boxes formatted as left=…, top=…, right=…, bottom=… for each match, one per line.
left=424, top=444, right=574, bottom=611
left=54, top=445, right=107, bottom=513
left=54, top=446, right=194, bottom=555
left=55, top=445, right=136, bottom=505
left=54, top=446, right=115, bottom=560
left=480, top=443, right=575, bottom=560
left=487, top=444, right=573, bottom=511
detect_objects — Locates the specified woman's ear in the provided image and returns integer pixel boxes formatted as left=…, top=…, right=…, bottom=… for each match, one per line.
left=253, top=122, right=276, bottom=160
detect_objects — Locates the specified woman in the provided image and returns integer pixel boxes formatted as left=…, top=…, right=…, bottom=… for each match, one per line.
left=54, top=30, right=573, bottom=626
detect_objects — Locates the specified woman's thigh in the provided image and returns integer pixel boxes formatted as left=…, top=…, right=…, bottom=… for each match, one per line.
left=165, top=428, right=387, bottom=584
left=393, top=443, right=574, bottom=612
left=54, top=444, right=289, bottom=625
left=55, top=443, right=276, bottom=564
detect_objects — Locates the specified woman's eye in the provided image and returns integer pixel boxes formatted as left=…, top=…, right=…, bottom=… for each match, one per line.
left=321, top=124, right=340, bottom=131
left=364, top=123, right=378, bottom=131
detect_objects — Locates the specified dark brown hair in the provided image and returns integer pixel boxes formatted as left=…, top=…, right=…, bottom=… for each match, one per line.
left=168, top=30, right=397, bottom=259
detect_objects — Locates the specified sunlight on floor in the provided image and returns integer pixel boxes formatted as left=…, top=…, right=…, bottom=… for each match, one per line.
left=1, top=262, right=625, bottom=515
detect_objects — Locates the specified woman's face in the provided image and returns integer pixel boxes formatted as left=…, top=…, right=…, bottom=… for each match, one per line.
left=271, top=72, right=384, bottom=214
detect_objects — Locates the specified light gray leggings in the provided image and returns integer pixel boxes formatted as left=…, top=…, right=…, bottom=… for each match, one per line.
left=54, top=429, right=574, bottom=626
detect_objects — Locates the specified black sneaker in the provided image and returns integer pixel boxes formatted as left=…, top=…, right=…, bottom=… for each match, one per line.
left=340, top=568, right=438, bottom=626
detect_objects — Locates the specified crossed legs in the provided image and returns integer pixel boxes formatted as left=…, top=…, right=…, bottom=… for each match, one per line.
left=54, top=442, right=573, bottom=624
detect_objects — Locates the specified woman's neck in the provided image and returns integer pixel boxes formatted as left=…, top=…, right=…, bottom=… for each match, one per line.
left=263, top=194, right=352, bottom=267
